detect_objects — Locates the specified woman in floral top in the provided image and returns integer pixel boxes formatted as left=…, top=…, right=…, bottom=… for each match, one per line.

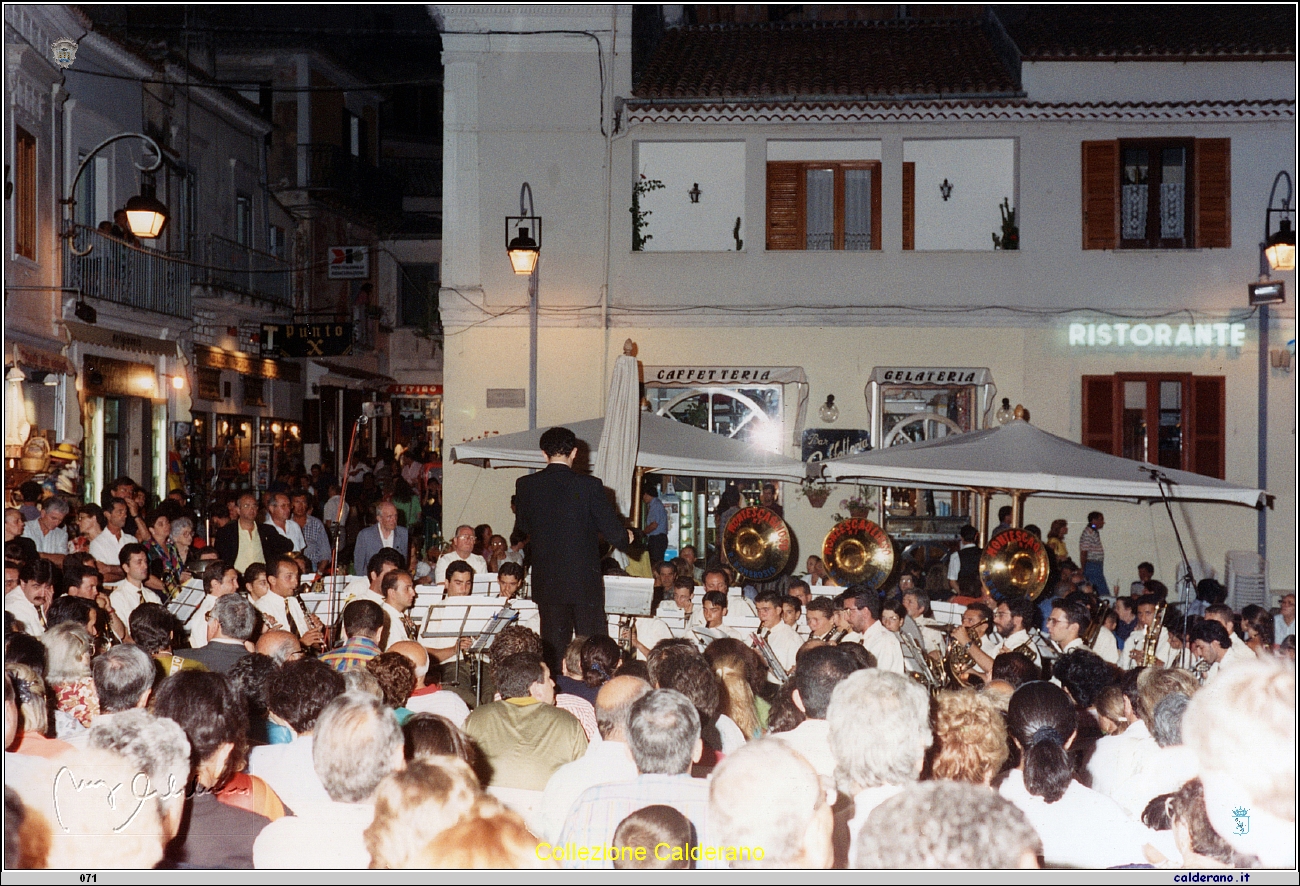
left=144, top=509, right=190, bottom=593
left=41, top=622, right=100, bottom=729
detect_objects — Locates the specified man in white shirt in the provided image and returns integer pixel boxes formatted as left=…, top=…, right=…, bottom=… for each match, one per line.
left=88, top=498, right=137, bottom=573
left=830, top=669, right=932, bottom=861
left=22, top=496, right=69, bottom=564
left=979, top=597, right=1041, bottom=667
left=773, top=644, right=859, bottom=782
left=1274, top=593, right=1296, bottom=646
left=805, top=596, right=839, bottom=643
left=692, top=590, right=748, bottom=647
left=1124, top=594, right=1173, bottom=670
left=248, top=659, right=345, bottom=817
left=536, top=675, right=649, bottom=842
left=378, top=568, right=419, bottom=648
left=264, top=492, right=306, bottom=554
left=185, top=559, right=240, bottom=649
left=843, top=591, right=906, bottom=676
left=5, top=559, right=55, bottom=636
left=255, top=555, right=325, bottom=649
left=1046, top=597, right=1090, bottom=656
left=754, top=590, right=802, bottom=678
left=109, top=544, right=162, bottom=628
left=254, top=693, right=403, bottom=868
left=433, top=524, right=487, bottom=585
left=1190, top=618, right=1255, bottom=681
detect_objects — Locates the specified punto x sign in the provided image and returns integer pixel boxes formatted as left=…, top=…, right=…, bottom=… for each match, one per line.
left=260, top=323, right=354, bottom=358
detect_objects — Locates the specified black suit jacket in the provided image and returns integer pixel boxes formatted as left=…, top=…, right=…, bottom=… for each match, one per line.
left=514, top=463, right=628, bottom=607
left=214, top=521, right=293, bottom=567
left=177, top=639, right=249, bottom=675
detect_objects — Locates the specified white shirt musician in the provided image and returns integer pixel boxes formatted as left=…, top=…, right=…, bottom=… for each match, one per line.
left=754, top=593, right=801, bottom=677
left=1123, top=599, right=1173, bottom=670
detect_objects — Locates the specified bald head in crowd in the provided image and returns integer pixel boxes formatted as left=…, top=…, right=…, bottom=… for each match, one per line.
left=596, top=675, right=652, bottom=742
left=256, top=630, right=302, bottom=666
left=389, top=640, right=430, bottom=687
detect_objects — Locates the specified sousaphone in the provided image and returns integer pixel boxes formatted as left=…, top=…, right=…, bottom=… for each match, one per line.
left=979, top=528, right=1050, bottom=601
left=722, top=506, right=792, bottom=583
left=822, top=518, right=896, bottom=591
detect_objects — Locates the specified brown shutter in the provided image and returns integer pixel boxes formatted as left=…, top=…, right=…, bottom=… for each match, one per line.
left=1081, top=375, right=1117, bottom=454
left=15, top=127, right=36, bottom=260
left=766, top=161, right=803, bottom=250
left=902, top=161, right=915, bottom=251
left=1194, top=138, right=1231, bottom=249
left=1081, top=141, right=1119, bottom=250
left=870, top=161, right=882, bottom=251
left=1188, top=375, right=1226, bottom=479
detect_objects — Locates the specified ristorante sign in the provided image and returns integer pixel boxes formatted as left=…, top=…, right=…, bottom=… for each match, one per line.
left=1067, top=322, right=1247, bottom=348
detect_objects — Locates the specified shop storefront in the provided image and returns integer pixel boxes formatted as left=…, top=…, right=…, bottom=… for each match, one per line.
left=386, top=384, right=443, bottom=461
left=4, top=342, right=80, bottom=502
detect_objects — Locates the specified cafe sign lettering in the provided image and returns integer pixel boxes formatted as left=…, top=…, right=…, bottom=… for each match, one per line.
left=260, top=323, right=354, bottom=358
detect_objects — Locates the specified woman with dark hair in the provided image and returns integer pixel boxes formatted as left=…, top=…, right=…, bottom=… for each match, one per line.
left=473, top=523, right=492, bottom=558
left=1046, top=519, right=1070, bottom=562
left=580, top=634, right=620, bottom=694
left=152, top=670, right=286, bottom=867
left=403, top=712, right=487, bottom=785
left=999, top=681, right=1159, bottom=868
left=1240, top=604, right=1274, bottom=656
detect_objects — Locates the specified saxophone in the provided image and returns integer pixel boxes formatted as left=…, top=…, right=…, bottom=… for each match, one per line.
left=1140, top=602, right=1168, bottom=667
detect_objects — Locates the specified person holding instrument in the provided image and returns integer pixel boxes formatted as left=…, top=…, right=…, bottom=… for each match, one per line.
left=514, top=427, right=633, bottom=671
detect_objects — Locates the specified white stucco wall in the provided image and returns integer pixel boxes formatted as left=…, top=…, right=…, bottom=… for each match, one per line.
left=634, top=141, right=746, bottom=252
left=903, top=138, right=1017, bottom=251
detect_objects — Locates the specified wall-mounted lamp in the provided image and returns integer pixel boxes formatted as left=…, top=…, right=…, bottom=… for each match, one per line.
left=1263, top=170, right=1295, bottom=274
left=505, top=182, right=541, bottom=276
left=818, top=394, right=839, bottom=424
left=62, top=132, right=169, bottom=256
left=688, top=182, right=701, bottom=204
left=939, top=178, right=954, bottom=202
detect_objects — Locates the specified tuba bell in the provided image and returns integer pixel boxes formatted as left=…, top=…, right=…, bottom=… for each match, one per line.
left=821, top=518, right=896, bottom=591
left=722, top=507, right=792, bottom=583
left=979, top=529, right=1050, bottom=602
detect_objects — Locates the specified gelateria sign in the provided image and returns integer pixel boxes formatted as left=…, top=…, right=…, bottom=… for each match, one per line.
left=1067, top=322, right=1246, bottom=349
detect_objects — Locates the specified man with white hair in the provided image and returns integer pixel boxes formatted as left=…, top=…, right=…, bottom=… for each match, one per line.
left=709, top=739, right=833, bottom=869
left=827, top=669, right=932, bottom=857
left=537, top=675, right=651, bottom=842
left=254, top=692, right=405, bottom=868
left=23, top=496, right=69, bottom=565
left=178, top=593, right=257, bottom=674
left=1182, top=658, right=1295, bottom=868
left=857, top=782, right=1042, bottom=869
left=87, top=709, right=191, bottom=844
left=264, top=491, right=307, bottom=555
left=432, top=523, right=486, bottom=584
left=558, top=688, right=710, bottom=868
left=389, top=639, right=470, bottom=726
left=352, top=502, right=409, bottom=577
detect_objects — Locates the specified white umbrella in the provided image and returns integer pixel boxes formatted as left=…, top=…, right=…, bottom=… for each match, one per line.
left=594, top=340, right=641, bottom=517
left=452, top=413, right=812, bottom=483
left=821, top=419, right=1266, bottom=507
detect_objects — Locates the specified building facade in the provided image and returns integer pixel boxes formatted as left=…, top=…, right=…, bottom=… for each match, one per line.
left=435, top=5, right=1296, bottom=595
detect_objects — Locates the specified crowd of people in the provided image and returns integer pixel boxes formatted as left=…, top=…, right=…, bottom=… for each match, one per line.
left=3, top=474, right=1296, bottom=870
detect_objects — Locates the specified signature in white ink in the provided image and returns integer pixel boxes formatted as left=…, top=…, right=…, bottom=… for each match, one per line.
left=52, top=766, right=184, bottom=833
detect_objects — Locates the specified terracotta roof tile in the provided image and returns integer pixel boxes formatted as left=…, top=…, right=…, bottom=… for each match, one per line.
left=999, top=4, right=1295, bottom=60
left=633, top=18, right=1021, bottom=101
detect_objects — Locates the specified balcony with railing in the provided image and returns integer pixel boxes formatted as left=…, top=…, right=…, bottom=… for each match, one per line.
left=63, top=224, right=193, bottom=318
left=197, top=234, right=293, bottom=309
left=297, top=143, right=403, bottom=218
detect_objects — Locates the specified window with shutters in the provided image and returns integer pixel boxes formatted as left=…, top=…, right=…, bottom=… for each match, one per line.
left=766, top=161, right=881, bottom=251
left=14, top=127, right=36, bottom=260
left=1081, top=373, right=1225, bottom=479
left=1082, top=138, right=1230, bottom=250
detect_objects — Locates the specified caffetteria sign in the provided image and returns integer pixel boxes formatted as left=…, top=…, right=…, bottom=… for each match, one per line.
left=1067, top=322, right=1246, bottom=349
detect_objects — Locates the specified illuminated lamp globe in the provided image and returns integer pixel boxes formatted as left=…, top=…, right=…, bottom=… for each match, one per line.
left=1265, top=218, right=1296, bottom=272
left=507, top=228, right=539, bottom=276
left=123, top=190, right=169, bottom=239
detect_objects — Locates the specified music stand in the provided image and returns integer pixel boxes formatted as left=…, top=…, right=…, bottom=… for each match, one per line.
left=604, top=576, right=656, bottom=618
left=420, top=598, right=522, bottom=705
left=166, top=581, right=208, bottom=626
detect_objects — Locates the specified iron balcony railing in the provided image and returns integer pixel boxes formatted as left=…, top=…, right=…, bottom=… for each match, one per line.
left=62, top=224, right=193, bottom=318
left=200, top=234, right=293, bottom=308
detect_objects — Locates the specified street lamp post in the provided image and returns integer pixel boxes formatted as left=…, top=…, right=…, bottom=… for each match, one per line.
left=1256, top=170, right=1295, bottom=559
left=62, top=132, right=169, bottom=255
left=506, top=183, right=541, bottom=430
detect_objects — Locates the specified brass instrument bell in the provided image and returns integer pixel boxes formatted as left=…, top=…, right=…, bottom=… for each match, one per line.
left=722, top=507, right=792, bottom=583
left=821, top=518, right=896, bottom=591
left=979, top=528, right=1050, bottom=601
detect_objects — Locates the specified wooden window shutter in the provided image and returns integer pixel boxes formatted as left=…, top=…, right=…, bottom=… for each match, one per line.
left=1188, top=375, right=1226, bottom=479
left=766, top=161, right=803, bottom=250
left=1194, top=138, right=1231, bottom=249
left=1081, top=141, right=1119, bottom=250
left=871, top=163, right=882, bottom=251
left=15, top=127, right=36, bottom=260
left=902, top=161, right=915, bottom=251
left=1081, top=375, right=1117, bottom=454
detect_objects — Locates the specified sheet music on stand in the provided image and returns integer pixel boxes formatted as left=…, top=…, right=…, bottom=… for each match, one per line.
left=166, top=581, right=208, bottom=624
left=468, top=603, right=521, bottom=654
left=604, top=576, right=656, bottom=618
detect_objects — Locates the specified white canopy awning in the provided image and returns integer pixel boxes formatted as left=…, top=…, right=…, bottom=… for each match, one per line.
left=820, top=420, right=1267, bottom=507
left=451, top=413, right=813, bottom=483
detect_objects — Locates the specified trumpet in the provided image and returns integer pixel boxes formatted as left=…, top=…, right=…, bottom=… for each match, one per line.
left=1004, top=633, right=1041, bottom=663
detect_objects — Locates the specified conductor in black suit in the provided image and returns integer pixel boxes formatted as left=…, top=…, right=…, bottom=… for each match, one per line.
left=514, top=426, right=632, bottom=668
